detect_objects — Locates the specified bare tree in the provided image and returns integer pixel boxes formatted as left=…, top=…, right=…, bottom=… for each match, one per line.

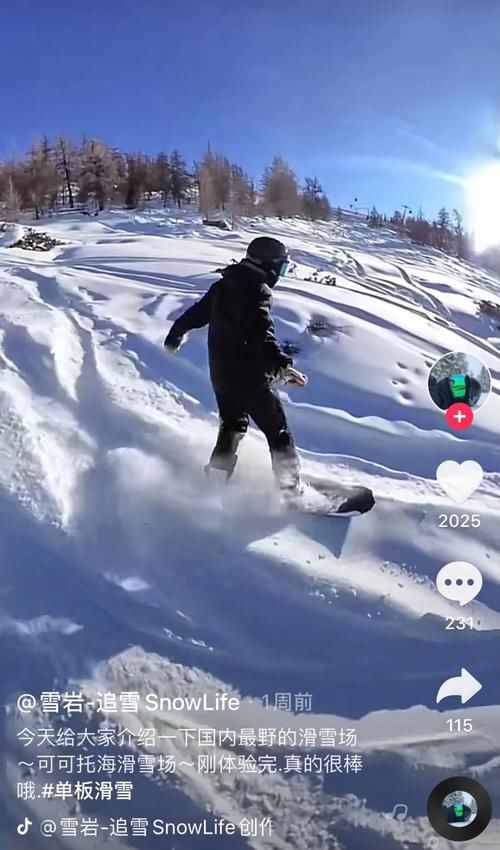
left=121, top=154, right=149, bottom=208
left=198, top=163, right=217, bottom=218
left=56, top=137, right=77, bottom=209
left=0, top=172, right=22, bottom=221
left=213, top=154, right=231, bottom=210
left=110, top=148, right=127, bottom=204
left=169, top=150, right=191, bottom=208
left=230, top=164, right=255, bottom=219
left=154, top=152, right=171, bottom=205
left=78, top=138, right=116, bottom=211
left=24, top=138, right=60, bottom=218
left=0, top=133, right=472, bottom=263
left=316, top=194, right=332, bottom=220
left=205, top=148, right=231, bottom=209
left=302, top=176, right=325, bottom=220
left=406, top=208, right=432, bottom=245
left=262, top=156, right=300, bottom=219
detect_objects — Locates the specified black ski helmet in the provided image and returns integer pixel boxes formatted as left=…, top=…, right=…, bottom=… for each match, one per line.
left=246, top=237, right=288, bottom=283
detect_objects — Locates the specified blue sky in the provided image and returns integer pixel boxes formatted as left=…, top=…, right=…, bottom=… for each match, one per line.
left=1, top=0, right=500, bottom=220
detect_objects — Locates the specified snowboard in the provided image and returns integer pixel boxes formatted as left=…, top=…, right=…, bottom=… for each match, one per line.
left=203, top=465, right=375, bottom=518
left=285, top=482, right=375, bottom=517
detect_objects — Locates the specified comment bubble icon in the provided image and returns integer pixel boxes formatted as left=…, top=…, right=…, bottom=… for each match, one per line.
left=436, top=562, right=483, bottom=606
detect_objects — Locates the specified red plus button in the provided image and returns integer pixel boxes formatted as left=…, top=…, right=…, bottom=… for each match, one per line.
left=446, top=402, right=474, bottom=430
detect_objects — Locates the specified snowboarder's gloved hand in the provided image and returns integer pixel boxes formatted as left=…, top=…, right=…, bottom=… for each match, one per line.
left=164, top=331, right=183, bottom=354
left=279, top=366, right=308, bottom=387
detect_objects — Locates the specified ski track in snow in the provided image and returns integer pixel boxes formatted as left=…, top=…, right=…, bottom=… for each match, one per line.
left=0, top=209, right=499, bottom=848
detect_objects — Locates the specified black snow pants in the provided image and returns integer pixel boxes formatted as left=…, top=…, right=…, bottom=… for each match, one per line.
left=208, top=381, right=300, bottom=490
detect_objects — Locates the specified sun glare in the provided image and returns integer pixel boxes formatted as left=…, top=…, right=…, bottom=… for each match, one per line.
left=466, top=160, right=500, bottom=252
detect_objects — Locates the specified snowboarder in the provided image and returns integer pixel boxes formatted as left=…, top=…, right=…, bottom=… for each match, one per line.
left=445, top=802, right=472, bottom=825
left=429, top=373, right=482, bottom=410
left=164, top=237, right=308, bottom=496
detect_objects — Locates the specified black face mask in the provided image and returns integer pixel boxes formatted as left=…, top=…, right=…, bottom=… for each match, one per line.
left=244, top=256, right=289, bottom=286
left=267, top=267, right=280, bottom=287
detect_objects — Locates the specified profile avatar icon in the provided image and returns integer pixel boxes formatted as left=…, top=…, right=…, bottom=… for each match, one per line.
left=428, top=352, right=491, bottom=411
left=427, top=777, right=491, bottom=842
left=429, top=372, right=481, bottom=410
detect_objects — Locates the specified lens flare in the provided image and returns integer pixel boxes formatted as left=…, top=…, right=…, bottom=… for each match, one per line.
left=466, top=160, right=500, bottom=251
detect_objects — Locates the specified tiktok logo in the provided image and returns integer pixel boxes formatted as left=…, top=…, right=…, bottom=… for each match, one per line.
left=16, top=818, right=32, bottom=835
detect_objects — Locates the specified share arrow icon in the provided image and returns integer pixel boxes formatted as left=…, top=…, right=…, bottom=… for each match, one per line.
left=436, top=668, right=482, bottom=705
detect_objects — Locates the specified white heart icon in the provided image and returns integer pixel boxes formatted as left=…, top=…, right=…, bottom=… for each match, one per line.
left=436, top=460, right=483, bottom=504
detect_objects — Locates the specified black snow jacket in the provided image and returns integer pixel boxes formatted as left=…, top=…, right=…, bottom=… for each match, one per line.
left=166, top=259, right=292, bottom=387
left=429, top=375, right=482, bottom=410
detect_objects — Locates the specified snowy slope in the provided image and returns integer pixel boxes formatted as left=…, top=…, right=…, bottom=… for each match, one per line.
left=0, top=208, right=499, bottom=848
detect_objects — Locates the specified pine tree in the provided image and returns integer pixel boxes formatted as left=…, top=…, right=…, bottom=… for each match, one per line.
left=169, top=150, right=190, bottom=208
left=431, top=352, right=469, bottom=381
left=435, top=207, right=451, bottom=250
left=368, top=206, right=382, bottom=227
left=391, top=210, right=403, bottom=229
left=479, top=365, right=491, bottom=392
left=452, top=209, right=469, bottom=259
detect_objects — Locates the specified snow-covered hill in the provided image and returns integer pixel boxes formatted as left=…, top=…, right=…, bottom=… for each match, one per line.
left=1, top=208, right=499, bottom=848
